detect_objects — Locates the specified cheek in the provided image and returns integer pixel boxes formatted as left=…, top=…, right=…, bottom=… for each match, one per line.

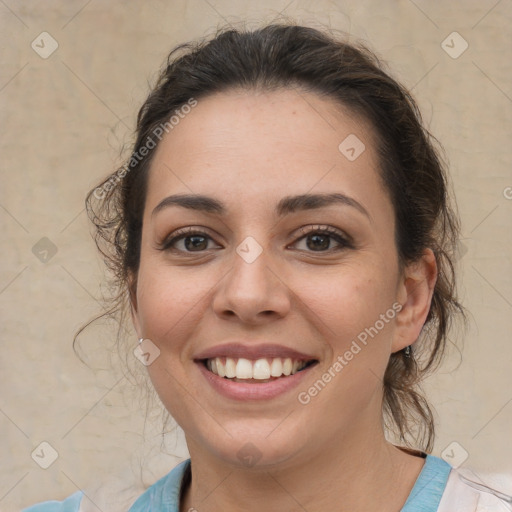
left=293, top=269, right=399, bottom=424
left=134, top=263, right=213, bottom=425
left=135, top=260, right=215, bottom=351
left=294, top=262, right=397, bottom=342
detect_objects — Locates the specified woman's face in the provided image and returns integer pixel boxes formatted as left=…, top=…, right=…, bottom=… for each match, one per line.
left=131, top=89, right=424, bottom=468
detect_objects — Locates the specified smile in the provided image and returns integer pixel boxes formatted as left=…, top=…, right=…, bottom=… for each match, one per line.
left=196, top=356, right=318, bottom=401
left=204, top=357, right=316, bottom=382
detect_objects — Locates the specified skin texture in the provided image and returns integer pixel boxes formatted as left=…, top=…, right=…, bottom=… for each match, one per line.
left=130, top=88, right=437, bottom=512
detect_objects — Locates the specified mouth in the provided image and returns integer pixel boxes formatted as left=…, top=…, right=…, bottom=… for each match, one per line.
left=201, top=357, right=318, bottom=383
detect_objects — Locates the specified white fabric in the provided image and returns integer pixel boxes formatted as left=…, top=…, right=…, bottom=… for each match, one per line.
left=438, top=469, right=512, bottom=511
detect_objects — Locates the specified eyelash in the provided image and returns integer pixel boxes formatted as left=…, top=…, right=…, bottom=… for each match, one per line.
left=158, top=225, right=353, bottom=254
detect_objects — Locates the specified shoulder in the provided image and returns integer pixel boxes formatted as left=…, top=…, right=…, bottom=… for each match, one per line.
left=438, top=465, right=512, bottom=511
left=402, top=454, right=452, bottom=511
left=22, top=459, right=190, bottom=512
left=403, top=454, right=512, bottom=511
left=127, top=459, right=191, bottom=512
left=21, top=491, right=83, bottom=512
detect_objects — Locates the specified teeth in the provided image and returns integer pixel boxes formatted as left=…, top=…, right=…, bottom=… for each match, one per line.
left=207, top=357, right=310, bottom=380
left=253, top=359, right=270, bottom=380
left=282, top=358, right=293, bottom=376
left=225, top=358, right=236, bottom=378
left=235, top=358, right=253, bottom=379
left=270, top=358, right=283, bottom=377
left=216, top=358, right=226, bottom=377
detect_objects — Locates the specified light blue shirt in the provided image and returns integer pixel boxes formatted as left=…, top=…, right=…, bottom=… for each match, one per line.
left=23, top=454, right=452, bottom=511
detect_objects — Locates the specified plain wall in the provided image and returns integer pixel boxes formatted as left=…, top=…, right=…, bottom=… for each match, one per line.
left=1, top=1, right=511, bottom=510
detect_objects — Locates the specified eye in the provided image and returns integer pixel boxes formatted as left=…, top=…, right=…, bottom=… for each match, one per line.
left=291, top=225, right=352, bottom=252
left=158, top=225, right=351, bottom=254
left=159, top=227, right=222, bottom=253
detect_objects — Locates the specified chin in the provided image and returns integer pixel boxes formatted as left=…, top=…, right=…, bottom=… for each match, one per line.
left=200, top=424, right=309, bottom=471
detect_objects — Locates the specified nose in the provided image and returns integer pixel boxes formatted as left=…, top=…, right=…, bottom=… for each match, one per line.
left=212, top=248, right=291, bottom=325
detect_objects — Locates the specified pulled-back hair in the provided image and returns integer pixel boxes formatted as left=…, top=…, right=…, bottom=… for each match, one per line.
left=84, top=23, right=464, bottom=452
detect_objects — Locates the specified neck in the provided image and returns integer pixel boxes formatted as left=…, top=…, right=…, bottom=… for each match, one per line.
left=180, top=425, right=425, bottom=512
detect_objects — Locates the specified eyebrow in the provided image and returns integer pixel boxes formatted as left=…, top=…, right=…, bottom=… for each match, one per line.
left=151, top=192, right=370, bottom=219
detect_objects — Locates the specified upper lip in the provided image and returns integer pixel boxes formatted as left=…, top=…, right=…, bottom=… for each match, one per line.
left=194, top=343, right=318, bottom=361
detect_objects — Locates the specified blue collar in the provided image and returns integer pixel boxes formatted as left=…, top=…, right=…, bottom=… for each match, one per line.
left=129, top=454, right=451, bottom=511
left=401, top=455, right=452, bottom=511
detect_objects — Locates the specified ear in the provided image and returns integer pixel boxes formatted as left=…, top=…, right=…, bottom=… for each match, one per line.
left=392, top=248, right=437, bottom=353
left=128, top=272, right=142, bottom=339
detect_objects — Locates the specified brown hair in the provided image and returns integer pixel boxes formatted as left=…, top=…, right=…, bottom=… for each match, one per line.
left=83, top=23, right=464, bottom=452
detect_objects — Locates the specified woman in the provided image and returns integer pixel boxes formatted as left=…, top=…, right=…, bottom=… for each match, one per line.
left=24, top=23, right=509, bottom=511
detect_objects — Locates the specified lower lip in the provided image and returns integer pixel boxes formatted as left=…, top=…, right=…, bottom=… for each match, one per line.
left=196, top=361, right=316, bottom=401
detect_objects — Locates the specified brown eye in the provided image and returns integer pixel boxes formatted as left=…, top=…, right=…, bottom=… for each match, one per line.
left=183, top=235, right=209, bottom=251
left=159, top=228, right=222, bottom=253
left=306, top=233, right=332, bottom=251
left=291, top=226, right=352, bottom=253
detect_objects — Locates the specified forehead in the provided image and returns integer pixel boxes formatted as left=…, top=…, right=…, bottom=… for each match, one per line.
left=145, top=88, right=391, bottom=221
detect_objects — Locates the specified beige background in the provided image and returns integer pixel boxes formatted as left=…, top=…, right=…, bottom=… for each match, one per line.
left=1, top=0, right=511, bottom=510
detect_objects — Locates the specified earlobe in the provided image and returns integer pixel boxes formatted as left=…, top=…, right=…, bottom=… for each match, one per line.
left=392, top=249, right=437, bottom=353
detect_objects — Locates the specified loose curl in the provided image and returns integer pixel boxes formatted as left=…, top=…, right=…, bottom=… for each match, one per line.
left=81, top=23, right=464, bottom=452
